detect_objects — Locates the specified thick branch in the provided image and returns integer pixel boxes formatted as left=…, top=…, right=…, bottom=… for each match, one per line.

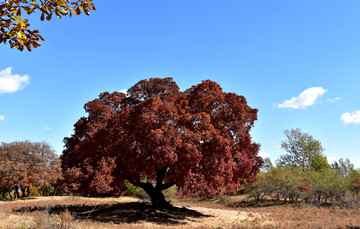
left=127, top=177, right=153, bottom=190
left=155, top=167, right=166, bottom=189
left=1, top=193, right=8, bottom=200
left=128, top=169, right=175, bottom=192
left=155, top=167, right=176, bottom=191
left=128, top=176, right=172, bottom=208
left=159, top=182, right=176, bottom=191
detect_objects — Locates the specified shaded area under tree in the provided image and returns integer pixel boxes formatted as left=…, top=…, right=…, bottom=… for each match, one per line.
left=13, top=201, right=211, bottom=226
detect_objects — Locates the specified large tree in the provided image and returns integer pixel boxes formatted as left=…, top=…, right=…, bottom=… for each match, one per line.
left=60, top=78, right=262, bottom=207
left=276, top=129, right=328, bottom=171
left=0, top=141, right=61, bottom=199
left=0, top=0, right=95, bottom=51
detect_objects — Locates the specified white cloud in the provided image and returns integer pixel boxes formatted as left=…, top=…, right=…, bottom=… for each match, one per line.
left=42, top=127, right=52, bottom=130
left=327, top=97, right=342, bottom=103
left=119, top=89, right=127, bottom=94
left=0, top=115, right=4, bottom=121
left=278, top=87, right=327, bottom=109
left=327, top=156, right=337, bottom=163
left=0, top=67, right=30, bottom=94
left=259, top=152, right=270, bottom=157
left=341, top=110, right=360, bottom=124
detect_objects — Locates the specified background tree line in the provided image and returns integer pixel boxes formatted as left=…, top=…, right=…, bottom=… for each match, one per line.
left=2, top=129, right=360, bottom=210
left=1, top=82, right=359, bottom=211
left=0, top=141, right=60, bottom=200
left=245, top=128, right=360, bottom=208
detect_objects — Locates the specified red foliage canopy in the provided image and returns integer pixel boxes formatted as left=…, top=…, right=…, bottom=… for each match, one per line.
left=60, top=78, right=262, bottom=201
left=0, top=141, right=60, bottom=199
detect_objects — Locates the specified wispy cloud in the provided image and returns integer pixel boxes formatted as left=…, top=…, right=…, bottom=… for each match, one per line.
left=341, top=110, right=360, bottom=124
left=259, top=152, right=270, bottom=157
left=278, top=87, right=327, bottom=109
left=327, top=97, right=342, bottom=103
left=42, top=127, right=52, bottom=130
left=0, top=115, right=4, bottom=121
left=0, top=67, right=30, bottom=94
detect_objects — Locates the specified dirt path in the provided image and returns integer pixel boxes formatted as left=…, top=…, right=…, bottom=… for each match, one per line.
left=125, top=202, right=277, bottom=229
left=178, top=206, right=276, bottom=228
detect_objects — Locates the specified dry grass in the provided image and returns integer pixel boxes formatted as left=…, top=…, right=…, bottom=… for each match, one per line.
left=174, top=196, right=360, bottom=228
left=242, top=205, right=360, bottom=228
left=1, top=195, right=360, bottom=228
left=0, top=196, right=138, bottom=228
left=0, top=196, right=210, bottom=228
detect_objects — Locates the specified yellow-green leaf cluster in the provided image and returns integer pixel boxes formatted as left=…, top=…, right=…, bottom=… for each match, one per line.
left=0, top=0, right=96, bottom=51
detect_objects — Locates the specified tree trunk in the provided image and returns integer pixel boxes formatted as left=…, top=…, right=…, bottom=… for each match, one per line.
left=1, top=193, right=8, bottom=200
left=128, top=167, right=175, bottom=208
left=255, top=193, right=259, bottom=203
left=21, top=186, right=26, bottom=198
left=14, top=185, right=20, bottom=199
left=26, top=186, right=30, bottom=197
left=141, top=182, right=172, bottom=208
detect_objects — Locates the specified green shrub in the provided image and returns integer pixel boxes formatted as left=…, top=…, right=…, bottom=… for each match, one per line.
left=28, top=187, right=41, bottom=197
left=124, top=182, right=149, bottom=200
left=124, top=181, right=176, bottom=202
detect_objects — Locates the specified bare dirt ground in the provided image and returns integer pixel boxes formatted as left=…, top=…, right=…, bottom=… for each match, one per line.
left=1, top=196, right=360, bottom=228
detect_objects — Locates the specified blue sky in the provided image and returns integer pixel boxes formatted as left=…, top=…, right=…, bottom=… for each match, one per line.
left=1, top=0, right=360, bottom=167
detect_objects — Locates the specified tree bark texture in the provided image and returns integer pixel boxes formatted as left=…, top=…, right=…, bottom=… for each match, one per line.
left=128, top=167, right=175, bottom=208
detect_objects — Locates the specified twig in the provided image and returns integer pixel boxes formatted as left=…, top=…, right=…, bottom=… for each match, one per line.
left=84, top=203, right=98, bottom=221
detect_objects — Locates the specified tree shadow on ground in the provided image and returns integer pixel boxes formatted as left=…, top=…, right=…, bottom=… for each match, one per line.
left=13, top=202, right=211, bottom=225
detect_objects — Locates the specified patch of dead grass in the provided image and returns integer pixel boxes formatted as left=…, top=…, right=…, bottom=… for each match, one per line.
left=175, top=196, right=360, bottom=228
left=1, top=196, right=360, bottom=228
left=0, top=213, right=36, bottom=229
